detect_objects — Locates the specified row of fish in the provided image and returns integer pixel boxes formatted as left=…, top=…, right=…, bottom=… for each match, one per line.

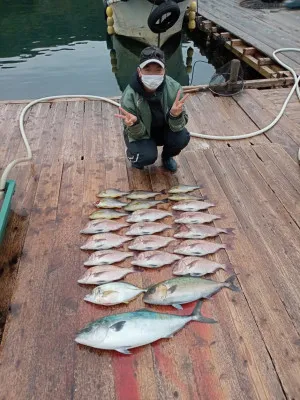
left=75, top=185, right=238, bottom=354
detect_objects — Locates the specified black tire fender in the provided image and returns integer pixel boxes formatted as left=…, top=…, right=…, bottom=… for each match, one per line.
left=147, top=1, right=181, bottom=34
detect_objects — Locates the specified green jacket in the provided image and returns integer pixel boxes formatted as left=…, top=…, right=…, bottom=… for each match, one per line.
left=120, top=75, right=188, bottom=142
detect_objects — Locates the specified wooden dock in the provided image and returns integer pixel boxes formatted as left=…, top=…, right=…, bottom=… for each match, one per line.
left=0, top=87, right=300, bottom=399
left=198, top=0, right=300, bottom=73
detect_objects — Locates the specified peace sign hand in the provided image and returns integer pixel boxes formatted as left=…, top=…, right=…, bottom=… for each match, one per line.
left=115, top=107, right=137, bottom=127
left=170, top=90, right=190, bottom=117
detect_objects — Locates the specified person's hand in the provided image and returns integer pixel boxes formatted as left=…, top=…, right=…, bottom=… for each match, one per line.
left=170, top=90, right=190, bottom=117
left=115, top=107, right=137, bottom=127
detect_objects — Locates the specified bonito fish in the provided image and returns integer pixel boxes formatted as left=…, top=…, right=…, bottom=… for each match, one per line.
left=94, top=198, right=128, bottom=209
left=173, top=257, right=228, bottom=276
left=124, top=200, right=167, bottom=212
left=125, top=222, right=171, bottom=236
left=80, top=219, right=129, bottom=234
left=128, top=235, right=175, bottom=251
left=84, top=250, right=134, bottom=266
left=84, top=282, right=146, bottom=305
left=97, top=189, right=129, bottom=198
left=168, top=184, right=202, bottom=194
left=174, top=240, right=228, bottom=256
left=143, top=276, right=239, bottom=309
left=89, top=209, right=128, bottom=220
left=78, top=265, right=138, bottom=285
left=127, top=209, right=172, bottom=223
left=127, top=190, right=165, bottom=200
left=172, top=201, right=215, bottom=212
left=174, top=211, right=221, bottom=224
left=75, top=300, right=216, bottom=354
left=80, top=233, right=132, bottom=250
left=131, top=251, right=181, bottom=268
left=174, top=224, right=231, bottom=239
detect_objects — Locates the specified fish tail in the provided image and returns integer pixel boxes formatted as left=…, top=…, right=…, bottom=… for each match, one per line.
left=223, top=227, right=235, bottom=235
left=131, top=267, right=143, bottom=273
left=160, top=189, right=167, bottom=194
left=191, top=300, right=217, bottom=324
left=224, top=275, right=240, bottom=292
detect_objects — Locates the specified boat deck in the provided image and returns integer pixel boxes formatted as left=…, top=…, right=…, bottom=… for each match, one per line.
left=0, top=88, right=300, bottom=399
left=199, top=0, right=300, bottom=73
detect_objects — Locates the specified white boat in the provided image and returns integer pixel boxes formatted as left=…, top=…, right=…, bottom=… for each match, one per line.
left=105, top=0, right=191, bottom=47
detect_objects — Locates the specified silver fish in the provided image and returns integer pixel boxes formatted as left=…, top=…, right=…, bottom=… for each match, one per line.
left=80, top=233, right=132, bottom=250
left=78, top=265, right=138, bottom=285
left=125, top=222, right=171, bottom=236
left=84, top=282, right=146, bottom=305
left=124, top=200, right=167, bottom=212
left=127, top=190, right=165, bottom=200
left=89, top=209, right=128, bottom=220
left=94, top=198, right=128, bottom=209
left=127, top=209, right=172, bottom=223
left=75, top=300, right=216, bottom=354
left=174, top=224, right=231, bottom=239
left=173, top=257, right=228, bottom=276
left=131, top=251, right=181, bottom=268
left=174, top=212, right=221, bottom=224
left=143, top=276, right=239, bottom=309
left=128, top=235, right=175, bottom=251
left=173, top=240, right=228, bottom=256
left=80, top=219, right=129, bottom=234
left=84, top=250, right=134, bottom=266
left=168, top=194, right=205, bottom=201
left=172, top=201, right=215, bottom=212
left=168, top=185, right=202, bottom=194
left=97, top=189, right=129, bottom=198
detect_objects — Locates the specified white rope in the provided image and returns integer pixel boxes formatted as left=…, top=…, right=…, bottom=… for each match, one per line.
left=0, top=48, right=299, bottom=200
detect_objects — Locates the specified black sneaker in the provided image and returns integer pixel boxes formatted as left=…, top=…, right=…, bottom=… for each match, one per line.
left=162, top=157, right=177, bottom=172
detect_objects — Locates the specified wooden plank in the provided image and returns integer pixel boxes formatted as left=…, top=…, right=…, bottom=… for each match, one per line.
left=233, top=89, right=300, bottom=158
left=102, top=102, right=125, bottom=159
left=60, top=101, right=84, bottom=162
left=186, top=149, right=300, bottom=399
left=0, top=161, right=64, bottom=399
left=183, top=150, right=287, bottom=399
left=74, top=160, right=116, bottom=400
left=82, top=101, right=103, bottom=161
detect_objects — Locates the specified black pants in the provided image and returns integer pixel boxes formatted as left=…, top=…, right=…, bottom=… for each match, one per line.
left=124, top=127, right=190, bottom=168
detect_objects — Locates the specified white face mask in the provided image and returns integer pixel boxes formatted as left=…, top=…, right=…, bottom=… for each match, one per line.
left=141, top=74, right=164, bottom=90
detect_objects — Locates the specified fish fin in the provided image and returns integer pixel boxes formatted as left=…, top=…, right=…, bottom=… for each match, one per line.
left=102, top=290, right=118, bottom=297
left=172, top=304, right=183, bottom=310
left=224, top=275, right=240, bottom=292
left=110, top=321, right=126, bottom=332
left=116, top=347, right=131, bottom=355
left=191, top=300, right=217, bottom=324
left=167, top=285, right=177, bottom=294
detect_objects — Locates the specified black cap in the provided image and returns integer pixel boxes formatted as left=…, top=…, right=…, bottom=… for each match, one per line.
left=139, top=46, right=165, bottom=69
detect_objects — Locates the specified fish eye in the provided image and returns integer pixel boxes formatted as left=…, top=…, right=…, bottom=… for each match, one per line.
left=147, top=286, right=156, bottom=295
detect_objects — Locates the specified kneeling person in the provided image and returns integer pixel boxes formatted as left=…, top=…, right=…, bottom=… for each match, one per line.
left=116, top=46, right=190, bottom=172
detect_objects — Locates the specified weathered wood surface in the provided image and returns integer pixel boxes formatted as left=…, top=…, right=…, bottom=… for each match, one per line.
left=0, top=93, right=300, bottom=399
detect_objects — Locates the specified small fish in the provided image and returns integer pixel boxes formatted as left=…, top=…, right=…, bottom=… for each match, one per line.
left=78, top=265, right=138, bottom=285
left=80, top=219, right=129, bottom=234
left=84, top=282, right=146, bottom=305
left=127, top=190, right=165, bottom=200
left=80, top=233, right=132, bottom=250
left=173, top=240, right=228, bottom=256
left=75, top=300, right=216, bottom=353
left=94, top=198, right=128, bottom=209
left=174, top=212, right=221, bottom=224
left=168, top=185, right=202, bottom=194
left=128, top=235, right=175, bottom=251
left=143, top=276, right=240, bottom=308
left=174, top=224, right=231, bottom=239
left=173, top=257, right=228, bottom=276
left=89, top=210, right=128, bottom=220
left=172, top=201, right=215, bottom=212
left=168, top=194, right=205, bottom=201
left=97, top=189, right=129, bottom=198
left=127, top=209, right=172, bottom=223
left=131, top=251, right=181, bottom=268
left=124, top=200, right=167, bottom=212
left=125, top=222, right=171, bottom=236
left=84, top=250, right=134, bottom=266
